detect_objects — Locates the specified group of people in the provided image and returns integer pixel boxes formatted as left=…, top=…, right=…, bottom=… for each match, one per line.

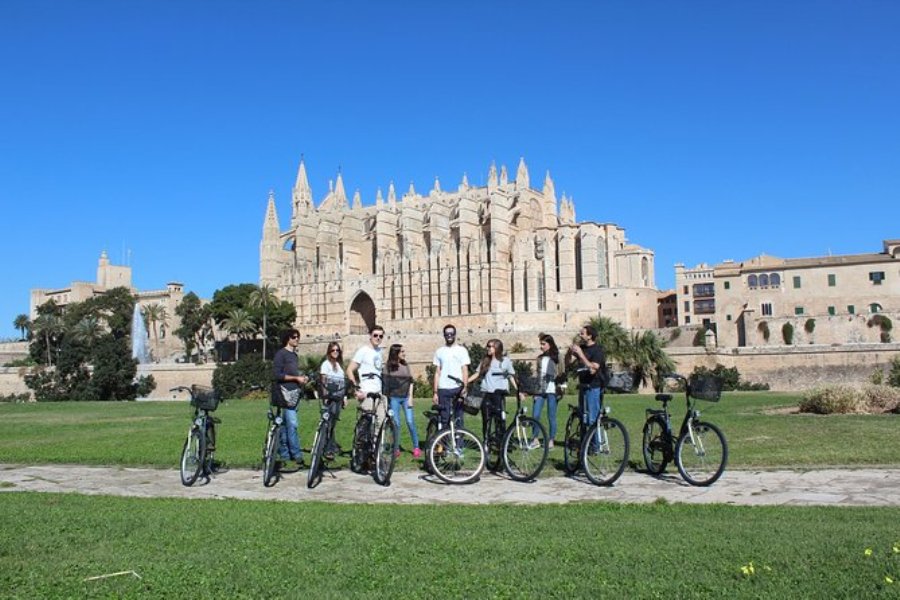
left=271, top=322, right=609, bottom=470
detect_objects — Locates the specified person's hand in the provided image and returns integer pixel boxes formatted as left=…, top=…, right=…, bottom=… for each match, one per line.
left=355, top=389, right=365, bottom=400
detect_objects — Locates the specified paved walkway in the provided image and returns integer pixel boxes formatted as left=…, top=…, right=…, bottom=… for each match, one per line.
left=2, top=464, right=899, bottom=506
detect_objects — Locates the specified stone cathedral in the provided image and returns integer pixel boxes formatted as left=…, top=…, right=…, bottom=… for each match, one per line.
left=260, top=158, right=658, bottom=337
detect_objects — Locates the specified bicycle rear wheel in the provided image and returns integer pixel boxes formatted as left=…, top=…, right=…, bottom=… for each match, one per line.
left=374, top=418, right=398, bottom=486
left=676, top=420, right=728, bottom=486
left=642, top=416, right=670, bottom=475
left=350, top=414, right=370, bottom=473
left=180, top=425, right=204, bottom=486
left=581, top=417, right=630, bottom=486
left=205, top=420, right=218, bottom=474
left=262, top=423, right=280, bottom=487
left=428, top=428, right=485, bottom=485
left=307, top=418, right=329, bottom=489
left=502, top=416, right=549, bottom=482
left=562, top=410, right=581, bottom=474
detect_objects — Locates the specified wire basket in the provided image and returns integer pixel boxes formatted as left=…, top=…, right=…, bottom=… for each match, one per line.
left=517, top=375, right=543, bottom=396
left=321, top=379, right=347, bottom=401
left=461, top=388, right=484, bottom=416
left=687, top=375, right=723, bottom=402
left=191, top=385, right=221, bottom=411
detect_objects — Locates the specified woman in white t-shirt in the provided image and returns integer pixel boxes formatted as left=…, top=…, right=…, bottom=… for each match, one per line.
left=469, top=338, right=522, bottom=441
left=532, top=334, right=560, bottom=448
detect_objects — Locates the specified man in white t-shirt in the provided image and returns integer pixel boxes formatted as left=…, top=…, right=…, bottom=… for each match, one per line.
left=347, top=325, right=385, bottom=413
left=432, top=323, right=471, bottom=427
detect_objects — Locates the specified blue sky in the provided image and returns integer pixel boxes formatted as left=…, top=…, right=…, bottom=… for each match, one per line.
left=2, top=1, right=899, bottom=340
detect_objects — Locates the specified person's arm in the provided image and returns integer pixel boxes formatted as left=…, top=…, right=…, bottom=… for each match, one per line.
left=406, top=366, right=414, bottom=407
left=461, top=364, right=469, bottom=393
left=432, top=362, right=441, bottom=404
left=347, top=359, right=365, bottom=399
left=570, top=344, right=598, bottom=374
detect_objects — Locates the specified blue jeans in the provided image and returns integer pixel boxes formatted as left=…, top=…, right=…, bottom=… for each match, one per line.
left=278, top=406, right=301, bottom=461
left=532, top=393, right=558, bottom=441
left=580, top=386, right=603, bottom=452
left=437, top=387, right=464, bottom=429
left=390, top=396, right=420, bottom=449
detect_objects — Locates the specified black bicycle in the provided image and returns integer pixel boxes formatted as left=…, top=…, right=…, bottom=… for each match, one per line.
left=349, top=373, right=398, bottom=486
left=481, top=380, right=549, bottom=482
left=262, top=376, right=311, bottom=487
left=307, top=380, right=346, bottom=489
left=642, top=373, right=728, bottom=486
left=175, top=385, right=223, bottom=486
left=424, top=376, right=486, bottom=484
left=561, top=369, right=629, bottom=486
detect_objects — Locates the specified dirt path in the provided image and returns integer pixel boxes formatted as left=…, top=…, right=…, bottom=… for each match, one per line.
left=2, top=464, right=899, bottom=506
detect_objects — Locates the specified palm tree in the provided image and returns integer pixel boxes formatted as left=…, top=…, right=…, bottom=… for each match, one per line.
left=221, top=308, right=256, bottom=361
left=249, top=284, right=277, bottom=359
left=141, top=303, right=168, bottom=349
left=13, top=314, right=30, bottom=340
left=72, top=315, right=104, bottom=348
left=31, top=313, right=63, bottom=366
left=587, top=316, right=631, bottom=363
left=623, top=330, right=676, bottom=391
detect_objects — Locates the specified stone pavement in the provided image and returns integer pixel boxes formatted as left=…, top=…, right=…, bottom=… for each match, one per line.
left=2, top=463, right=899, bottom=507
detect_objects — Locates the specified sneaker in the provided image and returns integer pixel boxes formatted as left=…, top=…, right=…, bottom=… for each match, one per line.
left=394, top=449, right=401, bottom=458
left=528, top=439, right=541, bottom=450
left=412, top=448, right=422, bottom=459
left=547, top=440, right=555, bottom=449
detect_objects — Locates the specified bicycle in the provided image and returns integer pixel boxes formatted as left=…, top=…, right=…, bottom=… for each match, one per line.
left=425, top=375, right=486, bottom=484
left=307, top=380, right=346, bottom=489
left=349, top=373, right=398, bottom=486
left=562, top=369, right=630, bottom=486
left=642, top=373, right=729, bottom=486
left=482, top=380, right=550, bottom=482
left=174, top=384, right=223, bottom=487
left=262, top=376, right=312, bottom=487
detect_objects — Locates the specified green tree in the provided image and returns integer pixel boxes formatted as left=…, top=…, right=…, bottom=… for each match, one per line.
left=587, top=316, right=630, bottom=363
left=222, top=308, right=256, bottom=361
left=208, top=283, right=296, bottom=357
left=13, top=314, right=30, bottom=340
left=249, top=284, right=277, bottom=359
left=142, top=303, right=168, bottom=345
left=174, top=292, right=210, bottom=361
left=30, top=304, right=64, bottom=367
left=71, top=315, right=104, bottom=348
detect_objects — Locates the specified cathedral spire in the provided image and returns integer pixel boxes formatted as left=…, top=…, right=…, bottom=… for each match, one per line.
left=263, top=189, right=281, bottom=237
left=406, top=180, right=416, bottom=200
left=500, top=164, right=509, bottom=186
left=334, top=171, right=348, bottom=208
left=543, top=170, right=555, bottom=200
left=376, top=188, right=384, bottom=208
left=432, top=176, right=441, bottom=194
left=292, top=157, right=313, bottom=219
left=516, top=157, right=530, bottom=189
left=488, top=161, right=498, bottom=190
left=388, top=181, right=397, bottom=206
left=352, top=189, right=362, bottom=209
left=459, top=172, right=469, bottom=191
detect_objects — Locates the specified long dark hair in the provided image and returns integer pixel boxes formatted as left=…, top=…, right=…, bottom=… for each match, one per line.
left=387, top=344, right=406, bottom=372
left=538, top=333, right=559, bottom=363
left=478, top=338, right=504, bottom=377
left=324, top=341, right=343, bottom=366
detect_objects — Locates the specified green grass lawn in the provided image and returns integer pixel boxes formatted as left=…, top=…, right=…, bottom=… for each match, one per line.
left=1, top=392, right=898, bottom=471
left=1, top=493, right=898, bottom=598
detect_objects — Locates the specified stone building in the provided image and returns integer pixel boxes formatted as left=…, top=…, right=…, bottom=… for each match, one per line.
left=675, top=240, right=900, bottom=347
left=260, top=158, right=658, bottom=337
left=30, top=251, right=187, bottom=360
left=260, top=160, right=657, bottom=335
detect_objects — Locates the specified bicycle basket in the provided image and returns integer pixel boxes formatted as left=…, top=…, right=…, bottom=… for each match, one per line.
left=516, top=375, right=542, bottom=396
left=321, top=379, right=346, bottom=401
left=606, top=371, right=634, bottom=394
left=461, top=388, right=484, bottom=416
left=688, top=375, right=723, bottom=402
left=191, top=385, right=221, bottom=411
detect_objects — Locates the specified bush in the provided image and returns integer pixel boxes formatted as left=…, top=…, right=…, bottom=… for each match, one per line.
left=508, top=342, right=528, bottom=354
left=757, top=321, right=770, bottom=342
left=213, top=355, right=272, bottom=399
left=135, top=374, right=156, bottom=398
left=3, top=357, right=36, bottom=368
left=804, top=318, right=816, bottom=334
left=782, top=322, right=794, bottom=345
left=859, top=384, right=900, bottom=413
left=870, top=368, right=884, bottom=385
left=689, top=364, right=769, bottom=392
left=670, top=328, right=681, bottom=342
left=0, top=392, right=30, bottom=403
left=888, top=355, right=900, bottom=388
left=692, top=328, right=705, bottom=347
left=799, top=385, right=863, bottom=414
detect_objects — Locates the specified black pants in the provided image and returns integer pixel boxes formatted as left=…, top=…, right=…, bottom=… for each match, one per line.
left=480, top=391, right=506, bottom=441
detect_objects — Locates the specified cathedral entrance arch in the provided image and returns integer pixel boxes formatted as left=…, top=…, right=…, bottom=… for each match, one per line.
left=349, top=291, right=376, bottom=334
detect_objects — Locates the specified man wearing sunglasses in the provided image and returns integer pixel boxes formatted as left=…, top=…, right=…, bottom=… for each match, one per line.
left=347, top=325, right=385, bottom=413
left=432, top=324, right=471, bottom=428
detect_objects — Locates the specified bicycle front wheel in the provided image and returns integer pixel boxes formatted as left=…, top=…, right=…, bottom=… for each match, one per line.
left=373, top=418, right=398, bottom=486
left=502, top=416, right=549, bottom=482
left=484, top=416, right=502, bottom=472
left=642, top=416, right=670, bottom=475
left=428, top=428, right=485, bottom=485
left=676, top=420, right=728, bottom=486
left=262, top=424, right=281, bottom=488
left=581, top=417, right=630, bottom=486
left=307, top=418, right=329, bottom=489
left=180, top=425, right=204, bottom=487
left=562, top=410, right=581, bottom=474
left=205, top=420, right=218, bottom=474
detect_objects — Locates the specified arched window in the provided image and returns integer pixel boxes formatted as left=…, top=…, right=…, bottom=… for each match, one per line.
left=770, top=273, right=781, bottom=287
left=870, top=303, right=882, bottom=313
left=748, top=274, right=758, bottom=288
left=759, top=274, right=770, bottom=287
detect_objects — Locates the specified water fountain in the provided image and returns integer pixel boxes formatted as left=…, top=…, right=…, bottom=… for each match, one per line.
left=131, top=304, right=151, bottom=364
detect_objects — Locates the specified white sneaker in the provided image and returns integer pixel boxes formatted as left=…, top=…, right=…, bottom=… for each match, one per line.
left=528, top=439, right=541, bottom=450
